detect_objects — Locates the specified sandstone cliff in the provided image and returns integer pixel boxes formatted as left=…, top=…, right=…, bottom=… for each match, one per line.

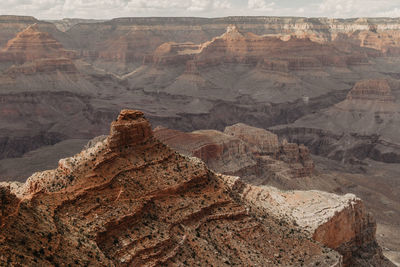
left=276, top=79, right=400, bottom=164
left=335, top=79, right=396, bottom=112
left=154, top=123, right=314, bottom=185
left=0, top=110, right=340, bottom=266
left=146, top=25, right=369, bottom=71
left=222, top=175, right=394, bottom=266
left=0, top=24, right=77, bottom=75
left=65, top=17, right=400, bottom=65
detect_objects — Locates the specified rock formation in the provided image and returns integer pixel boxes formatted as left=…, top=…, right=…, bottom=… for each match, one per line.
left=0, top=24, right=76, bottom=63
left=0, top=16, right=399, bottom=263
left=335, top=79, right=396, bottom=112
left=146, top=25, right=369, bottom=71
left=154, top=123, right=315, bottom=185
left=275, top=78, right=400, bottom=164
left=0, top=24, right=77, bottom=75
left=222, top=175, right=394, bottom=266
left=63, top=17, right=400, bottom=70
left=0, top=110, right=342, bottom=266
left=154, top=126, right=256, bottom=175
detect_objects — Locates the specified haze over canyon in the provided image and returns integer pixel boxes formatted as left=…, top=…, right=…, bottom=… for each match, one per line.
left=0, top=15, right=400, bottom=266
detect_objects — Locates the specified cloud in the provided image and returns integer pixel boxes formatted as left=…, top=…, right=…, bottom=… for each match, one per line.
left=0, top=0, right=400, bottom=19
left=247, top=0, right=275, bottom=11
left=378, top=7, right=400, bottom=18
left=318, top=0, right=400, bottom=18
left=0, top=0, right=234, bottom=19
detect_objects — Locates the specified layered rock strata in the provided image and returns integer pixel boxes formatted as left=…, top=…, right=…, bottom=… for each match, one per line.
left=146, top=25, right=369, bottom=71
left=0, top=24, right=76, bottom=62
left=335, top=79, right=396, bottom=112
left=222, top=175, right=394, bottom=266
left=154, top=123, right=314, bottom=182
left=0, top=24, right=77, bottom=74
left=64, top=16, right=400, bottom=69
left=0, top=110, right=340, bottom=266
left=275, top=79, right=400, bottom=164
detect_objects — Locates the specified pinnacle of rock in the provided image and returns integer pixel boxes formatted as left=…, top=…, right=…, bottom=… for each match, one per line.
left=108, top=109, right=153, bottom=149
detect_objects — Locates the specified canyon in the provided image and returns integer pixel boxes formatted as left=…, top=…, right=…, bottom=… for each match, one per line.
left=0, top=15, right=400, bottom=265
left=0, top=110, right=393, bottom=266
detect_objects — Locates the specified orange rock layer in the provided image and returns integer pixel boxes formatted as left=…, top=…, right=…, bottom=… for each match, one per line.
left=154, top=123, right=314, bottom=180
left=146, top=25, right=370, bottom=71
left=0, top=24, right=76, bottom=63
left=0, top=110, right=338, bottom=266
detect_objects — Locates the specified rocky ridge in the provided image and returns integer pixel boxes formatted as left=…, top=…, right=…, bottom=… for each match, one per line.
left=0, top=24, right=77, bottom=74
left=274, top=79, right=400, bottom=164
left=146, top=25, right=369, bottom=71
left=335, top=79, right=396, bottom=111
left=222, top=175, right=393, bottom=266
left=64, top=16, right=400, bottom=69
left=154, top=123, right=314, bottom=185
left=0, top=110, right=341, bottom=266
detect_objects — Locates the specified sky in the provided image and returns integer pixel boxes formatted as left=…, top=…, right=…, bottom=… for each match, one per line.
left=1, top=0, right=400, bottom=20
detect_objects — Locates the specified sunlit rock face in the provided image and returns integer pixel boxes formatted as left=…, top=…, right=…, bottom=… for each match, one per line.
left=0, top=110, right=341, bottom=266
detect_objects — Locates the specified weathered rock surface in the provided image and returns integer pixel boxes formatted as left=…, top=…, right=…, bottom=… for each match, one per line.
left=154, top=126, right=255, bottom=174
left=222, top=175, right=394, bottom=266
left=0, top=110, right=341, bottom=266
left=275, top=79, right=400, bottom=164
left=46, top=18, right=104, bottom=32
left=0, top=16, right=399, bottom=263
left=1, top=24, right=75, bottom=61
left=0, top=24, right=77, bottom=74
left=63, top=17, right=400, bottom=70
left=146, top=25, right=369, bottom=71
left=154, top=123, right=315, bottom=183
left=335, top=79, right=396, bottom=112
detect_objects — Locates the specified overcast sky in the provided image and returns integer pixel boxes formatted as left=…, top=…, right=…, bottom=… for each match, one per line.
left=1, top=0, right=400, bottom=20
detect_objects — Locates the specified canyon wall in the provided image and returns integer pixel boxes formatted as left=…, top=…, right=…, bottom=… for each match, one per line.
left=61, top=16, right=400, bottom=71
left=0, top=110, right=342, bottom=266
left=154, top=123, right=315, bottom=185
left=222, top=175, right=393, bottom=266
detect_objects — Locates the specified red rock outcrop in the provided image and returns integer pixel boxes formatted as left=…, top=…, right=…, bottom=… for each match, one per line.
left=65, top=16, right=400, bottom=69
left=108, top=110, right=153, bottom=149
left=147, top=25, right=369, bottom=71
left=222, top=175, right=394, bottom=267
left=346, top=79, right=395, bottom=102
left=224, top=122, right=279, bottom=154
left=155, top=123, right=314, bottom=180
left=0, top=110, right=340, bottom=266
left=0, top=24, right=77, bottom=75
left=154, top=126, right=255, bottom=174
left=0, top=24, right=76, bottom=63
left=348, top=30, right=400, bottom=55
left=335, top=79, right=396, bottom=112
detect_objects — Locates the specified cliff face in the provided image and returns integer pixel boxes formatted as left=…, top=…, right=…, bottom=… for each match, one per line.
left=0, top=110, right=341, bottom=266
left=146, top=25, right=369, bottom=71
left=222, top=175, right=394, bottom=266
left=154, top=123, right=315, bottom=185
left=2, top=16, right=400, bottom=74
left=335, top=79, right=397, bottom=112
left=0, top=15, right=40, bottom=48
left=65, top=16, right=400, bottom=69
left=276, top=78, right=400, bottom=164
left=154, top=126, right=256, bottom=174
left=0, top=24, right=77, bottom=75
